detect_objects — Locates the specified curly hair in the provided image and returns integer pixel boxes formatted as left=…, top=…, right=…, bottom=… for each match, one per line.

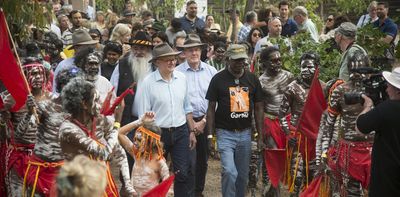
left=61, top=78, right=95, bottom=116
left=300, top=52, right=320, bottom=68
left=56, top=66, right=83, bottom=93
left=74, top=47, right=102, bottom=69
left=56, top=155, right=107, bottom=197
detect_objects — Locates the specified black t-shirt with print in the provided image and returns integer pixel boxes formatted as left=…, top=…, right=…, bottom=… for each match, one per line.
left=206, top=69, right=264, bottom=130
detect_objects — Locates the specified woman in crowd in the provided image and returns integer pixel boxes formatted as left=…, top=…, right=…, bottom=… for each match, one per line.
left=247, top=28, right=264, bottom=59
left=92, top=11, right=106, bottom=31
left=205, top=15, right=221, bottom=31
left=152, top=31, right=169, bottom=46
left=110, top=23, right=132, bottom=56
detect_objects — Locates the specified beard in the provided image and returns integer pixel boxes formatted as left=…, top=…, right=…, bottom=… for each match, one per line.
left=128, top=53, right=152, bottom=83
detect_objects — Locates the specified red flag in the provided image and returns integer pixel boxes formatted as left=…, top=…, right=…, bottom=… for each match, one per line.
left=142, top=174, right=175, bottom=197
left=0, top=97, right=4, bottom=109
left=296, top=68, right=327, bottom=140
left=300, top=174, right=323, bottom=197
left=264, top=149, right=286, bottom=188
left=102, top=87, right=134, bottom=116
left=0, top=10, right=29, bottom=112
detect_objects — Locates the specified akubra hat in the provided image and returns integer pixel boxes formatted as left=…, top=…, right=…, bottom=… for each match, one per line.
left=181, top=34, right=206, bottom=48
left=148, top=43, right=181, bottom=63
left=72, top=29, right=99, bottom=46
left=127, top=31, right=153, bottom=47
left=383, top=67, right=400, bottom=89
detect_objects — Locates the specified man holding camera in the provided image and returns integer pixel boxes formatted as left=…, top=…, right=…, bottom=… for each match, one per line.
left=356, top=67, right=400, bottom=196
left=323, top=51, right=374, bottom=196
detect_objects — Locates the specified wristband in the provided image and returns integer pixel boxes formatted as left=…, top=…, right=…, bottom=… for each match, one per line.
left=113, top=122, right=121, bottom=129
left=207, top=135, right=213, bottom=139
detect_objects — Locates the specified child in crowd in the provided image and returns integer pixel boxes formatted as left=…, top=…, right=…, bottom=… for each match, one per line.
left=118, top=112, right=170, bottom=196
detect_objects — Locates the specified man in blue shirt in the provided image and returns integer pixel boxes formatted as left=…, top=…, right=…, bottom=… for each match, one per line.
left=180, top=1, right=206, bottom=34
left=176, top=34, right=217, bottom=197
left=138, top=43, right=196, bottom=197
left=279, top=1, right=298, bottom=37
left=373, top=2, right=398, bottom=44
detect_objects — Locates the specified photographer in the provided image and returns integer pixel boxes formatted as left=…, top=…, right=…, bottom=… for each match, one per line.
left=356, top=67, right=400, bottom=197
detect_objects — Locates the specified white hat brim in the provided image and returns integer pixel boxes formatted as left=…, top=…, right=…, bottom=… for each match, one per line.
left=383, top=71, right=400, bottom=90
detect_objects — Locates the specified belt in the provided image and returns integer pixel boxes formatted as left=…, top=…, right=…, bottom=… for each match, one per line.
left=264, top=112, right=278, bottom=120
left=161, top=124, right=186, bottom=132
left=217, top=127, right=250, bottom=133
left=193, top=116, right=204, bottom=122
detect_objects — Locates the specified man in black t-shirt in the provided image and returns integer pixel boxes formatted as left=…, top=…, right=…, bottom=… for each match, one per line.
left=356, top=67, right=400, bottom=197
left=206, top=44, right=264, bottom=197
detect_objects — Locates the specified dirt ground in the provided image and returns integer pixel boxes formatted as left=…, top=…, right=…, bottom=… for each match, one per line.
left=203, top=158, right=290, bottom=197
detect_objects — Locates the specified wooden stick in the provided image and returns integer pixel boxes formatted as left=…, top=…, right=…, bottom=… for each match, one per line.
left=2, top=8, right=39, bottom=123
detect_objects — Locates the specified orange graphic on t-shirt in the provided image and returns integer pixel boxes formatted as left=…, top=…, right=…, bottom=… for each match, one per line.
left=229, top=86, right=250, bottom=112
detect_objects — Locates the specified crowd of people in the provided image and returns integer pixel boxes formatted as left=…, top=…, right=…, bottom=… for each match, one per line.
left=0, top=0, right=400, bottom=197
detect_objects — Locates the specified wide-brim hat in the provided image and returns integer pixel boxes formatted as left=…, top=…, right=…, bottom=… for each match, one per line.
left=148, top=43, right=181, bottom=63
left=127, top=31, right=153, bottom=47
left=181, top=34, right=206, bottom=48
left=383, top=67, right=400, bottom=89
left=72, top=29, right=99, bottom=46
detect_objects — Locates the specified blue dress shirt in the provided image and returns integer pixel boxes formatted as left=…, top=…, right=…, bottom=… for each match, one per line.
left=138, top=69, right=193, bottom=128
left=175, top=61, right=217, bottom=118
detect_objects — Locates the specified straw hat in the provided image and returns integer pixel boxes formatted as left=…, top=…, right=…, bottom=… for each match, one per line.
left=383, top=67, right=400, bottom=89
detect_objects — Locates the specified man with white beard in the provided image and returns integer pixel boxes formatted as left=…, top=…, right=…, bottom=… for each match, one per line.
left=110, top=31, right=154, bottom=126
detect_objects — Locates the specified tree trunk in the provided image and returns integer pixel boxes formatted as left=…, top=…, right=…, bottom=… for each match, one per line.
left=230, top=0, right=238, bottom=43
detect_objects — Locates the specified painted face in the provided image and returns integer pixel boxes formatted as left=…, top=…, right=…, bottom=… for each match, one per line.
left=85, top=53, right=100, bottom=82
left=348, top=53, right=369, bottom=82
left=264, top=51, right=282, bottom=74
left=28, top=66, right=45, bottom=89
left=300, top=59, right=316, bottom=80
left=132, top=45, right=151, bottom=58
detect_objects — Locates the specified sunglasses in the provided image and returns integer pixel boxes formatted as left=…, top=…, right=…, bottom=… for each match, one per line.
left=327, top=18, right=333, bottom=22
left=252, top=33, right=261, bottom=37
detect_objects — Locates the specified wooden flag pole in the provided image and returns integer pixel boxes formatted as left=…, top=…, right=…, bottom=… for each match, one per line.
left=2, top=8, right=39, bottom=122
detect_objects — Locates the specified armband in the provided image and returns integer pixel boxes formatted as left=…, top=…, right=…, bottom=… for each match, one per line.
left=113, top=122, right=121, bottom=129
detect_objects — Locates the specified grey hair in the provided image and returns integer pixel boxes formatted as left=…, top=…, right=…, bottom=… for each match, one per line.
left=245, top=11, right=258, bottom=23
left=293, top=6, right=308, bottom=17
left=61, top=77, right=95, bottom=116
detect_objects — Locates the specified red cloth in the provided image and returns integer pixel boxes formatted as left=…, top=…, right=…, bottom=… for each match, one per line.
left=0, top=142, right=8, bottom=195
left=0, top=10, right=29, bottom=112
left=300, top=174, right=323, bottom=197
left=296, top=68, right=327, bottom=140
left=104, top=162, right=119, bottom=197
left=24, top=154, right=63, bottom=197
left=264, top=117, right=286, bottom=149
left=142, top=174, right=175, bottom=197
left=7, top=143, right=34, bottom=177
left=328, top=140, right=372, bottom=189
left=264, top=149, right=286, bottom=188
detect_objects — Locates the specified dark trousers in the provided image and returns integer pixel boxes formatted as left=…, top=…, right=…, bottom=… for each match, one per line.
left=193, top=117, right=209, bottom=195
left=161, top=123, right=195, bottom=197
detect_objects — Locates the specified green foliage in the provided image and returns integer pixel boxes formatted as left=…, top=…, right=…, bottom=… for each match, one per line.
left=0, top=0, right=51, bottom=42
left=333, top=0, right=367, bottom=15
left=269, top=32, right=341, bottom=82
left=96, top=0, right=126, bottom=13
left=356, top=24, right=389, bottom=58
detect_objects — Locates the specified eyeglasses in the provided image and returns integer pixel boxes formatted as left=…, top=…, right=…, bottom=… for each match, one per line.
left=158, top=58, right=177, bottom=63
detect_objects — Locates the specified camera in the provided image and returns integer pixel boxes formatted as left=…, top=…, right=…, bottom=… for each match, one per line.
left=344, top=68, right=388, bottom=105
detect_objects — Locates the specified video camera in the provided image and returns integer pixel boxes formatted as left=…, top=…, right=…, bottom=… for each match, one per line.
left=344, top=67, right=388, bottom=106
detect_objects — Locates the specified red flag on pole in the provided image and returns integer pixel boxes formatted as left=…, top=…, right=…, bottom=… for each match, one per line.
left=101, top=87, right=134, bottom=116
left=264, top=149, right=286, bottom=188
left=142, top=174, right=175, bottom=197
left=296, top=68, right=327, bottom=140
left=0, top=10, right=29, bottom=112
left=300, top=174, right=323, bottom=197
